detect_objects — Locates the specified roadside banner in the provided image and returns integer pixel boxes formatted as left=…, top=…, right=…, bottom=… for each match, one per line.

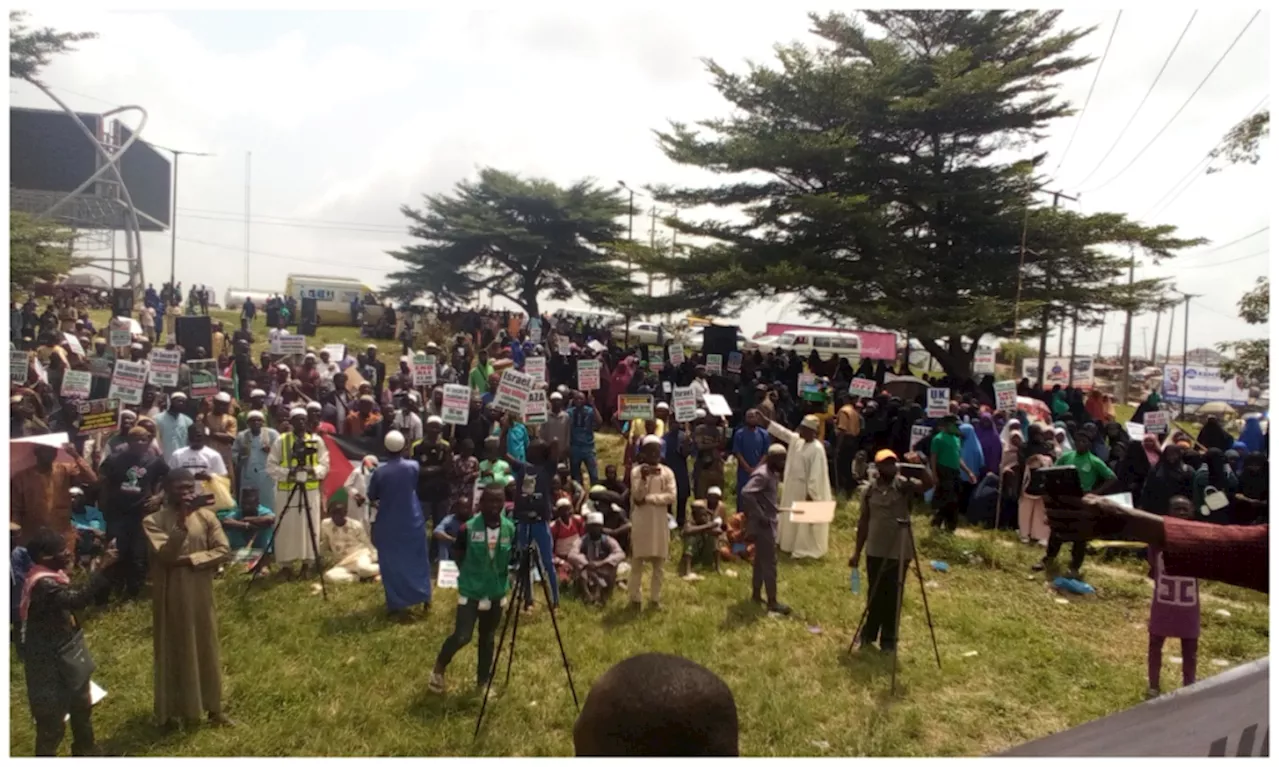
left=523, top=389, right=548, bottom=425
left=673, top=386, right=697, bottom=422
left=1144, top=410, right=1170, bottom=435
left=525, top=355, right=546, bottom=383
left=705, top=354, right=723, bottom=375
left=927, top=387, right=950, bottom=417
left=577, top=359, right=601, bottom=391
left=413, top=353, right=437, bottom=388
left=669, top=344, right=685, bottom=366
left=994, top=380, right=1017, bottom=410
left=849, top=377, right=876, bottom=399
left=148, top=349, right=181, bottom=388
left=188, top=359, right=219, bottom=398
left=494, top=369, right=534, bottom=415
left=108, top=318, right=132, bottom=348
left=974, top=348, right=996, bottom=375
left=77, top=398, right=121, bottom=435
left=10, top=350, right=28, bottom=383
left=618, top=394, right=654, bottom=421
left=1162, top=364, right=1251, bottom=407
left=60, top=370, right=92, bottom=399
left=1021, top=356, right=1095, bottom=390
left=109, top=360, right=148, bottom=405
left=727, top=351, right=743, bottom=374
left=441, top=384, right=471, bottom=426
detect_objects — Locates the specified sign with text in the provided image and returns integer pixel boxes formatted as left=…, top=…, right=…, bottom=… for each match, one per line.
left=524, top=355, right=546, bottom=383
left=618, top=394, right=654, bottom=422
left=849, top=377, right=876, bottom=399
left=323, top=344, right=346, bottom=364
left=673, top=385, right=697, bottom=422
left=271, top=334, right=307, bottom=356
left=412, top=353, right=437, bottom=388
left=10, top=350, right=28, bottom=384
left=60, top=370, right=92, bottom=399
left=89, top=350, right=115, bottom=379
left=441, top=384, right=471, bottom=426
left=577, top=359, right=601, bottom=391
left=994, top=380, right=1017, bottom=410
left=1125, top=422, right=1147, bottom=441
left=649, top=351, right=664, bottom=373
left=911, top=424, right=932, bottom=450
left=1144, top=410, right=1169, bottom=435
left=523, top=389, right=548, bottom=425
left=436, top=559, right=459, bottom=590
left=528, top=319, right=542, bottom=345
left=669, top=344, right=685, bottom=366
left=1162, top=364, right=1251, bottom=407
left=77, top=398, right=121, bottom=435
left=973, top=348, right=996, bottom=375
left=1021, top=356, right=1095, bottom=390
left=147, top=349, right=181, bottom=388
left=62, top=333, right=85, bottom=358
left=109, top=360, right=148, bottom=405
left=108, top=318, right=132, bottom=348
left=726, top=351, right=743, bottom=374
left=703, top=393, right=732, bottom=418
left=188, top=359, right=219, bottom=398
left=798, top=373, right=817, bottom=396
left=926, top=387, right=950, bottom=418
left=494, top=369, right=534, bottom=416
left=705, top=354, right=723, bottom=375
left=557, top=335, right=572, bottom=356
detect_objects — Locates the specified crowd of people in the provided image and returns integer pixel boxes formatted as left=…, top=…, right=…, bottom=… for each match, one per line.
left=8, top=291, right=1272, bottom=755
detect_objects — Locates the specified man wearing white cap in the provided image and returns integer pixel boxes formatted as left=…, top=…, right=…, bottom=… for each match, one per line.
left=760, top=412, right=833, bottom=560
left=266, top=407, right=330, bottom=577
left=232, top=410, right=280, bottom=513
left=155, top=392, right=193, bottom=464
left=368, top=430, right=433, bottom=620
left=629, top=435, right=676, bottom=608
left=538, top=391, right=571, bottom=453
left=567, top=511, right=627, bottom=606
left=202, top=392, right=238, bottom=489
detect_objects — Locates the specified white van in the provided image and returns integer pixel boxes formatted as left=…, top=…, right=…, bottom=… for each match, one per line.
left=747, top=329, right=862, bottom=363
left=283, top=274, right=379, bottom=326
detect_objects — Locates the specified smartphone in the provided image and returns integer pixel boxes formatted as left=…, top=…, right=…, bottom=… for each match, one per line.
left=1026, top=466, right=1082, bottom=498
left=898, top=463, right=926, bottom=480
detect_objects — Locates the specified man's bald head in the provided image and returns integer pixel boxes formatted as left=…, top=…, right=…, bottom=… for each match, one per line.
left=573, top=653, right=738, bottom=757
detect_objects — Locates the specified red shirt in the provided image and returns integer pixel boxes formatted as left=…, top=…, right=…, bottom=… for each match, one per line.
left=1163, top=518, right=1268, bottom=594
left=551, top=516, right=585, bottom=541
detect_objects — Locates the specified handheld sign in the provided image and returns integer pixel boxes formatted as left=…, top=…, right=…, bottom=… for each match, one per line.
left=494, top=369, right=534, bottom=416
left=109, top=360, right=148, bottom=405
left=1125, top=422, right=1147, bottom=441
left=577, top=359, right=601, bottom=391
left=673, top=385, right=697, bottom=422
left=705, top=354, right=723, bottom=375
left=1144, top=410, right=1169, bottom=435
left=271, top=334, right=306, bottom=356
left=617, top=394, right=654, bottom=422
left=727, top=351, right=743, bottom=374
left=147, top=349, right=181, bottom=388
left=188, top=359, right=219, bottom=398
left=926, top=387, right=950, bottom=418
left=62, top=333, right=85, bottom=358
left=436, top=560, right=459, bottom=589
left=10, top=350, right=29, bottom=384
left=849, top=377, right=876, bottom=399
left=441, top=384, right=471, bottom=426
left=973, top=348, right=996, bottom=375
left=323, top=344, right=346, bottom=364
left=798, top=372, right=817, bottom=395
left=77, top=398, right=121, bottom=435
left=89, top=348, right=115, bottom=379
left=108, top=318, right=132, bottom=348
left=412, top=353, right=437, bottom=388
left=528, top=319, right=542, bottom=345
left=649, top=351, right=664, bottom=373
left=911, top=424, right=932, bottom=450
left=557, top=335, right=572, bottom=356
left=60, top=370, right=92, bottom=399
left=703, top=393, right=733, bottom=418
left=669, top=344, right=685, bottom=366
left=523, top=389, right=548, bottom=425
left=524, top=355, right=546, bottom=383
left=993, top=380, right=1017, bottom=410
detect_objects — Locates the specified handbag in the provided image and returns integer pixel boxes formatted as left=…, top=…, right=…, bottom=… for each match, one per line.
left=54, top=632, right=96, bottom=692
left=1200, top=485, right=1229, bottom=517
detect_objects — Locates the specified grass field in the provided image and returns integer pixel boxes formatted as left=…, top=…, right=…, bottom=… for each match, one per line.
left=9, top=426, right=1269, bottom=756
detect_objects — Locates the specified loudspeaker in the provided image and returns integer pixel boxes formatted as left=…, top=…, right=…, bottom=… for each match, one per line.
left=112, top=288, right=134, bottom=318
left=701, top=325, right=740, bottom=360
left=176, top=315, right=213, bottom=359
left=299, top=297, right=318, bottom=336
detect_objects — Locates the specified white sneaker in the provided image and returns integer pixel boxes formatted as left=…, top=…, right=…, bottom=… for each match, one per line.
left=428, top=672, right=445, bottom=693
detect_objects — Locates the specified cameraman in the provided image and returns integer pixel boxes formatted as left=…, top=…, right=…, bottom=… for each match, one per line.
left=513, top=439, right=559, bottom=611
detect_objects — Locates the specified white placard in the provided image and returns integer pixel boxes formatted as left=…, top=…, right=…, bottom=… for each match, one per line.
left=577, top=359, right=601, bottom=391
left=703, top=393, right=732, bottom=417
left=994, top=380, right=1017, bottom=410
left=798, top=372, right=817, bottom=395
left=557, top=335, right=572, bottom=356
left=147, top=349, right=181, bottom=388
left=705, top=354, right=723, bottom=375
left=109, top=360, right=148, bottom=405
left=673, top=385, right=697, bottom=422
left=926, top=387, right=950, bottom=418
left=494, top=369, right=534, bottom=415
left=62, top=333, right=85, bottom=358
left=911, top=424, right=932, bottom=450
left=727, top=351, right=743, bottom=374
left=669, top=344, right=685, bottom=366
left=441, top=384, right=471, bottom=426
left=523, top=389, right=548, bottom=425
left=973, top=348, right=996, bottom=375
left=108, top=318, right=132, bottom=348
left=436, top=559, right=459, bottom=589
left=271, top=334, right=306, bottom=356
left=322, top=344, right=347, bottom=364
left=60, top=369, right=92, bottom=399
left=412, top=353, right=437, bottom=388
left=849, top=377, right=876, bottom=399
left=10, top=350, right=28, bottom=383
left=1144, top=410, right=1169, bottom=435
left=525, top=355, right=546, bottom=383
left=528, top=319, right=542, bottom=345
left=1125, top=422, right=1147, bottom=441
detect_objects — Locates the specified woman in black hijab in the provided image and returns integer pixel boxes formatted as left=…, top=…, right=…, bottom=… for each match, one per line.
left=1195, top=416, right=1234, bottom=453
left=1139, top=443, right=1194, bottom=515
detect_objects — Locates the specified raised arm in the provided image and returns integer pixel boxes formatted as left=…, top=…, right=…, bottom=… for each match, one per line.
left=765, top=419, right=798, bottom=446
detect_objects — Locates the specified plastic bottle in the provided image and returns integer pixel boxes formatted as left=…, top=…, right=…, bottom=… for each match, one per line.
left=850, top=569, right=861, bottom=594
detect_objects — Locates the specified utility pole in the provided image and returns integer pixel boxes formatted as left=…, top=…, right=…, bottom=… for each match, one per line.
left=1118, top=245, right=1136, bottom=404
left=648, top=206, right=657, bottom=297
left=244, top=151, right=251, bottom=289
left=618, top=181, right=636, bottom=347
left=1179, top=292, right=1194, bottom=420
left=1165, top=301, right=1176, bottom=367
left=1067, top=309, right=1079, bottom=388
left=1150, top=306, right=1162, bottom=365
left=1032, top=189, right=1078, bottom=389
left=1096, top=312, right=1105, bottom=357
left=151, top=144, right=214, bottom=292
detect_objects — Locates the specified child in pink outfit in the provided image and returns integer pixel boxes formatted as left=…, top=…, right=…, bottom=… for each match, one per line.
left=1146, top=496, right=1200, bottom=698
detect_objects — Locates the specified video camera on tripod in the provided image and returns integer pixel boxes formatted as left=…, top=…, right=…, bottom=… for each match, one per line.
left=513, top=475, right=545, bottom=525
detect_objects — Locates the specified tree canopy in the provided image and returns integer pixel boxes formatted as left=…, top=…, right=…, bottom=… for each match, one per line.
left=10, top=211, right=80, bottom=290
left=1208, top=110, right=1269, bottom=174
left=385, top=169, right=634, bottom=318
left=629, top=10, right=1202, bottom=377
left=9, top=10, right=96, bottom=81
left=1218, top=277, right=1268, bottom=387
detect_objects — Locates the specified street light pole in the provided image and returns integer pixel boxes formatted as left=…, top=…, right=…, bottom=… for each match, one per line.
left=1180, top=292, right=1193, bottom=421
left=618, top=181, right=637, bottom=348
left=151, top=144, right=213, bottom=298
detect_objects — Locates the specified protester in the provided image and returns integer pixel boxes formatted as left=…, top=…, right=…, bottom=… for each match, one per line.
left=367, top=431, right=433, bottom=621
left=12, top=442, right=97, bottom=547
left=679, top=500, right=722, bottom=577
left=231, top=411, right=279, bottom=514
left=1146, top=496, right=1200, bottom=699
left=929, top=416, right=976, bottom=533
left=217, top=486, right=275, bottom=555
left=318, top=498, right=380, bottom=584
left=762, top=412, right=833, bottom=559
left=266, top=408, right=330, bottom=578
left=567, top=511, right=626, bottom=606
left=738, top=443, right=791, bottom=615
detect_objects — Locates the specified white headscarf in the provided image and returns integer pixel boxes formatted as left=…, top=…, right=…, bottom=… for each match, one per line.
left=999, top=419, right=1022, bottom=448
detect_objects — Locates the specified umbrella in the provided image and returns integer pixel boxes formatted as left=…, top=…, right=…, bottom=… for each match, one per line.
left=882, top=373, right=929, bottom=400
left=1196, top=401, right=1238, bottom=418
left=1015, top=396, right=1053, bottom=425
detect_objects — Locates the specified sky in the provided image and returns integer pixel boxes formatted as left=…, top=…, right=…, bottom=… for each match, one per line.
left=10, top=5, right=1271, bottom=359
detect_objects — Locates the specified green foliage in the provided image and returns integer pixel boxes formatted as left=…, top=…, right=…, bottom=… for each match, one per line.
left=9, top=210, right=79, bottom=289
left=1217, top=277, right=1268, bottom=386
left=385, top=169, right=634, bottom=317
left=996, top=339, right=1033, bottom=366
left=635, top=11, right=1203, bottom=378
left=9, top=10, right=96, bottom=80
left=1208, top=110, right=1269, bottom=173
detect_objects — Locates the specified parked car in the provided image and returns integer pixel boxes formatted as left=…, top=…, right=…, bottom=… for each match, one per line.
left=611, top=321, right=669, bottom=346
left=684, top=327, right=747, bottom=351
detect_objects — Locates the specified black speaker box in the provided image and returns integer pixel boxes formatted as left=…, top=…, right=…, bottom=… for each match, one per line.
left=112, top=288, right=134, bottom=318
left=701, top=325, right=740, bottom=360
left=176, top=315, right=213, bottom=358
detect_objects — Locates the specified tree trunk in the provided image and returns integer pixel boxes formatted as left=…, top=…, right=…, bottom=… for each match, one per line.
left=519, top=279, right=540, bottom=319
left=917, top=336, right=976, bottom=380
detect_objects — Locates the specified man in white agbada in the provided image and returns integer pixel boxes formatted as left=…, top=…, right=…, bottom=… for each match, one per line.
left=319, top=498, right=379, bottom=583
left=266, top=407, right=330, bottom=577
left=763, top=413, right=833, bottom=559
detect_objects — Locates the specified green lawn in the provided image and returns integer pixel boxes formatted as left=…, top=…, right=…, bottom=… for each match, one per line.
left=10, top=432, right=1269, bottom=756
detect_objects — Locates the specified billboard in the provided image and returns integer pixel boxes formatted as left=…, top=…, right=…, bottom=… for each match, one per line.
left=115, top=124, right=171, bottom=230
left=1162, top=365, right=1250, bottom=407
left=1020, top=356, right=1095, bottom=389
left=10, top=107, right=103, bottom=194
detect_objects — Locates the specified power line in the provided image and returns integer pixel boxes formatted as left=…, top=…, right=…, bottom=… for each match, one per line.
left=174, top=235, right=398, bottom=273
left=1081, top=10, right=1261, bottom=194
left=1192, top=299, right=1241, bottom=319
left=1184, top=226, right=1269, bottom=259
left=177, top=206, right=405, bottom=230
left=179, top=211, right=405, bottom=234
left=1053, top=10, right=1123, bottom=175
left=1071, top=11, right=1196, bottom=189
left=1179, top=249, right=1268, bottom=269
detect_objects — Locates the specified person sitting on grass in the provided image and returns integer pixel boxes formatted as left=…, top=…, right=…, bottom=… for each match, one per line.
left=551, top=497, right=585, bottom=586
left=704, top=486, right=725, bottom=520
left=431, top=499, right=473, bottom=570
left=216, top=487, right=276, bottom=563
left=18, top=528, right=116, bottom=756
left=556, top=461, right=587, bottom=513
left=680, top=500, right=722, bottom=578
left=1146, top=495, right=1201, bottom=700
left=318, top=499, right=379, bottom=584
left=718, top=509, right=754, bottom=564
left=601, top=463, right=628, bottom=500
left=568, top=511, right=626, bottom=606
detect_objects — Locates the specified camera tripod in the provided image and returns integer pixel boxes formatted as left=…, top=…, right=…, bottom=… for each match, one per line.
left=474, top=535, right=578, bottom=738
left=848, top=517, right=941, bottom=694
left=244, top=457, right=327, bottom=601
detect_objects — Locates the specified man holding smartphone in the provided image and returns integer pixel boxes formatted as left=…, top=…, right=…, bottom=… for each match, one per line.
left=1034, top=428, right=1119, bottom=580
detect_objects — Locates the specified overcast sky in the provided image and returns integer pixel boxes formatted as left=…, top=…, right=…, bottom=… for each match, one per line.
left=11, top=5, right=1270, bottom=357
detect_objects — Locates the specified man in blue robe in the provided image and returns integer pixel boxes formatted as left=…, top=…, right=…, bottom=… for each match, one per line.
left=367, top=430, right=433, bottom=622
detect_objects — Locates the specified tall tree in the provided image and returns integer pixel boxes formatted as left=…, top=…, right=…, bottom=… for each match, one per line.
left=1207, top=110, right=1269, bottom=173
left=9, top=10, right=96, bottom=81
left=10, top=211, right=79, bottom=289
left=636, top=10, right=1202, bottom=377
left=1217, top=277, right=1268, bottom=387
left=385, top=169, right=635, bottom=317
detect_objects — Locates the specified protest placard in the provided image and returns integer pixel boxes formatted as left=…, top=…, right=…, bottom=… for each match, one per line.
left=973, top=348, right=996, bottom=375
left=797, top=372, right=817, bottom=395
left=523, top=389, right=548, bottom=425
left=994, top=380, right=1017, bottom=410
left=1144, top=410, right=1169, bottom=435
left=1125, top=422, right=1147, bottom=441
left=60, top=370, right=91, bottom=399
left=727, top=351, right=743, bottom=374
left=705, top=354, right=723, bottom=375
left=62, top=333, right=85, bottom=358
left=109, top=360, right=148, bottom=405
left=525, top=355, right=546, bottom=383
left=323, top=344, right=346, bottom=364
left=649, top=351, right=664, bottom=372
left=10, top=350, right=28, bottom=384
left=849, top=377, right=876, bottom=399
left=669, top=344, right=685, bottom=366
left=927, top=387, right=950, bottom=417
left=441, top=384, right=471, bottom=426
left=587, top=339, right=607, bottom=354
left=89, top=348, right=115, bottom=379
left=528, top=319, right=542, bottom=345
left=436, top=560, right=459, bottom=589
left=558, top=335, right=572, bottom=356
left=108, top=318, right=132, bottom=348
left=147, top=349, right=181, bottom=388
left=673, top=385, right=697, bottom=422
left=911, top=424, right=932, bottom=450
left=188, top=359, right=219, bottom=398
left=617, top=394, right=654, bottom=421
left=703, top=393, right=732, bottom=417
left=271, top=334, right=306, bottom=356
left=77, top=398, right=121, bottom=434
left=412, top=353, right=437, bottom=387
left=577, top=358, right=601, bottom=390
left=494, top=369, right=534, bottom=415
